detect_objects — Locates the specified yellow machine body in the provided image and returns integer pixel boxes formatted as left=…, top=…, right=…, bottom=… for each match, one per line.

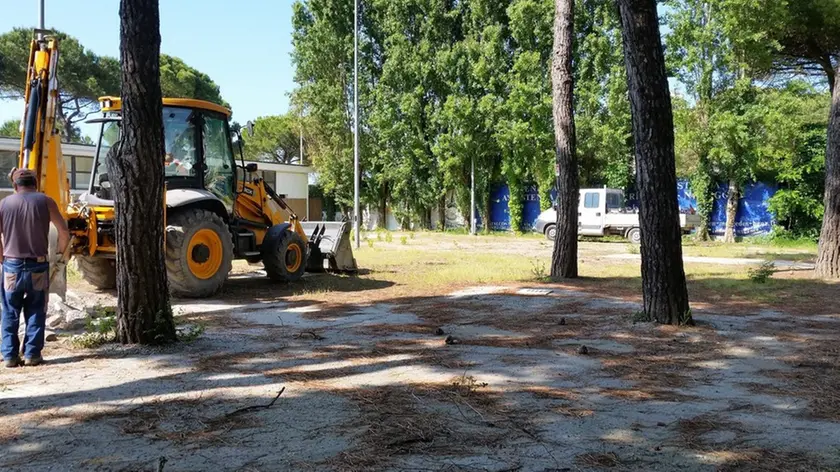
left=17, top=31, right=355, bottom=299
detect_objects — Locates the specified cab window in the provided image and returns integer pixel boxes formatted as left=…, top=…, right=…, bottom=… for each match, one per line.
left=202, top=114, right=235, bottom=205
left=584, top=192, right=600, bottom=209
left=607, top=193, right=622, bottom=210
left=163, top=107, right=197, bottom=177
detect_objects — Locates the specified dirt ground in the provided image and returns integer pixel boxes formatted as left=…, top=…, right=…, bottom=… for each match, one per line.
left=1, top=234, right=838, bottom=472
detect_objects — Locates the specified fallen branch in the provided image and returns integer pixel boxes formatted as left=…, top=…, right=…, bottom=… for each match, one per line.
left=295, top=331, right=325, bottom=341
left=225, top=387, right=285, bottom=417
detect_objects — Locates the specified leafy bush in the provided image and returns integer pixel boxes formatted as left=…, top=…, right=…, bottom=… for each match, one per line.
left=530, top=259, right=548, bottom=280
left=748, top=261, right=776, bottom=283
left=177, top=324, right=205, bottom=343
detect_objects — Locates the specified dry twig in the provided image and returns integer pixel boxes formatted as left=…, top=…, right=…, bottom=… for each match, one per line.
left=225, top=387, right=286, bottom=417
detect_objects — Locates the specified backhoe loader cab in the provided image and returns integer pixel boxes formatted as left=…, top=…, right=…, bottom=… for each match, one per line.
left=67, top=96, right=357, bottom=298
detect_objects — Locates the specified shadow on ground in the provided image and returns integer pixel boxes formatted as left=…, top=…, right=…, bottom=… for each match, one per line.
left=2, top=275, right=839, bottom=471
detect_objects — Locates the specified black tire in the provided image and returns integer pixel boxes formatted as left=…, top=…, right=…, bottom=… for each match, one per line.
left=166, top=209, right=233, bottom=298
left=76, top=256, right=117, bottom=290
left=627, top=227, right=642, bottom=244
left=544, top=224, right=557, bottom=242
left=262, top=224, right=308, bottom=282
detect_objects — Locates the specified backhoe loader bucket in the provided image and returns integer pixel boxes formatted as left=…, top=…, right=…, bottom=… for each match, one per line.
left=301, top=222, right=358, bottom=273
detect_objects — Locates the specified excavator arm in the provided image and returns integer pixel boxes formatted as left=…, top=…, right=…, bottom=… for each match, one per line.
left=17, top=31, right=71, bottom=212
left=16, top=31, right=73, bottom=298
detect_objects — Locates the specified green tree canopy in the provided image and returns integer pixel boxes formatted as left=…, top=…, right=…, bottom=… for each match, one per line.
left=0, top=119, right=20, bottom=138
left=243, top=114, right=306, bottom=164
left=292, top=0, right=631, bottom=230
left=0, top=27, right=228, bottom=143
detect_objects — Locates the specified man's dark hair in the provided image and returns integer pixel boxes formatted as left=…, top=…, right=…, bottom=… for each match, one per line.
left=15, top=176, right=37, bottom=188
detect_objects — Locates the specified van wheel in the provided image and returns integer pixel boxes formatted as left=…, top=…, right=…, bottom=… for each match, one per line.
left=544, top=224, right=557, bottom=242
left=626, top=228, right=642, bottom=244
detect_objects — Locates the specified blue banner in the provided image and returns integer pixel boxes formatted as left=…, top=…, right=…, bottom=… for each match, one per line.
left=709, top=182, right=777, bottom=236
left=483, top=180, right=778, bottom=235
left=489, top=185, right=511, bottom=231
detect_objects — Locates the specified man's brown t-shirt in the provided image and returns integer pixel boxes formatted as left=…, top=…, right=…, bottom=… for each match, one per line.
left=0, top=192, right=52, bottom=259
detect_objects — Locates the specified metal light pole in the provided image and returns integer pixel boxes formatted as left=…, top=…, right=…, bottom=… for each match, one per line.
left=37, top=0, right=45, bottom=38
left=470, top=156, right=476, bottom=235
left=353, top=0, right=361, bottom=249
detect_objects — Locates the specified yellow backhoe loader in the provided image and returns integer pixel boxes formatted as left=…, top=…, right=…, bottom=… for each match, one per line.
left=16, top=31, right=356, bottom=299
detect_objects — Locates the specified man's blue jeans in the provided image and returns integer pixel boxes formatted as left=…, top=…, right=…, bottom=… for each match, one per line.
left=1, top=258, right=49, bottom=361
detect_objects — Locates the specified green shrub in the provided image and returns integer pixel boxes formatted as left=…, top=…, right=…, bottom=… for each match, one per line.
left=530, top=259, right=548, bottom=280
left=748, top=261, right=776, bottom=283
left=632, top=311, right=651, bottom=323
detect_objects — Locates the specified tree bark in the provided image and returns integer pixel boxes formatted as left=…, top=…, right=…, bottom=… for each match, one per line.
left=378, top=183, right=387, bottom=230
left=111, top=0, right=176, bottom=344
left=438, top=195, right=446, bottom=231
left=723, top=179, right=739, bottom=243
left=483, top=194, right=491, bottom=233
left=550, top=0, right=579, bottom=280
left=618, top=0, right=691, bottom=324
left=815, top=64, right=840, bottom=278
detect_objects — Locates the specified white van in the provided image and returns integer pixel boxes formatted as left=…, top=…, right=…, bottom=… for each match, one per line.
left=534, top=188, right=700, bottom=243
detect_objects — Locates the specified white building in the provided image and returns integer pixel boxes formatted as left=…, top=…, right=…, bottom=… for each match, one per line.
left=0, top=137, right=314, bottom=218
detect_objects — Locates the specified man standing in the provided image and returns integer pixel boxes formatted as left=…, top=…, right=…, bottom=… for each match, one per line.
left=0, top=169, right=70, bottom=368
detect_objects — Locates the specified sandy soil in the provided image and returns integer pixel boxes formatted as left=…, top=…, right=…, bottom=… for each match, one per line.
left=0, top=238, right=837, bottom=472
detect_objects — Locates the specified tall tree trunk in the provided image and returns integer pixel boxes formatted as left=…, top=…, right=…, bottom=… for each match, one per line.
left=723, top=179, right=739, bottom=243
left=112, top=0, right=176, bottom=344
left=56, top=106, right=74, bottom=143
left=692, top=107, right=713, bottom=242
left=618, top=0, right=691, bottom=325
left=378, top=183, right=387, bottom=230
left=483, top=194, right=491, bottom=233
left=550, top=0, right=579, bottom=280
left=438, top=195, right=446, bottom=231
left=815, top=65, right=840, bottom=278
left=692, top=161, right=713, bottom=242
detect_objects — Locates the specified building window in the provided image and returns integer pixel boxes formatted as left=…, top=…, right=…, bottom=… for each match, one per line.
left=75, top=172, right=91, bottom=190
left=75, top=156, right=93, bottom=173
left=261, top=170, right=276, bottom=188
left=74, top=156, right=94, bottom=190
left=0, top=151, right=16, bottom=187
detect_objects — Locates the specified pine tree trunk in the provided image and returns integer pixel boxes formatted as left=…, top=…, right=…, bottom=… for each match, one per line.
left=378, top=185, right=387, bottom=230
left=483, top=195, right=491, bottom=233
left=112, top=0, right=175, bottom=344
left=618, top=0, right=691, bottom=325
left=438, top=195, right=446, bottom=231
left=550, top=0, right=579, bottom=280
left=723, top=179, right=739, bottom=244
left=815, top=65, right=840, bottom=278
left=692, top=154, right=713, bottom=242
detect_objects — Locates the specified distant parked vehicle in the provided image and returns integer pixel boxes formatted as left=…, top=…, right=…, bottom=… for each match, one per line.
left=534, top=188, right=700, bottom=243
